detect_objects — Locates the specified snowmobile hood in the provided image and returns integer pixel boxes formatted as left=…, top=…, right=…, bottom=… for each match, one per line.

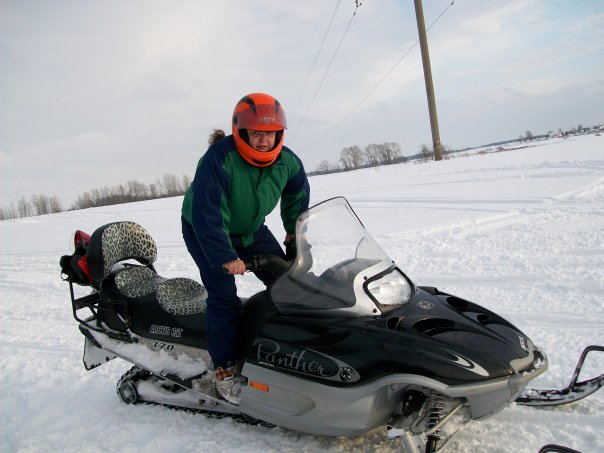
left=379, top=286, right=540, bottom=382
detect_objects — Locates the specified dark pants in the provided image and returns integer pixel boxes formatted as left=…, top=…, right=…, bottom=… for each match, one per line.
left=181, top=219, right=285, bottom=369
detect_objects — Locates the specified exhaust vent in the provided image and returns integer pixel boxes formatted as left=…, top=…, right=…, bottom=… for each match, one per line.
left=446, top=296, right=468, bottom=310
left=446, top=297, right=492, bottom=324
left=413, top=318, right=455, bottom=336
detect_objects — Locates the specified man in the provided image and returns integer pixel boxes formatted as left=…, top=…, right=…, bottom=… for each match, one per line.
left=181, top=92, right=310, bottom=404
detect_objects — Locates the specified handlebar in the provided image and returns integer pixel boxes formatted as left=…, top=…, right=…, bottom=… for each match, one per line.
left=245, top=255, right=291, bottom=276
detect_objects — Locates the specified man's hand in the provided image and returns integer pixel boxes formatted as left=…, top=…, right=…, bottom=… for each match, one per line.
left=223, top=258, right=246, bottom=275
left=283, top=234, right=295, bottom=246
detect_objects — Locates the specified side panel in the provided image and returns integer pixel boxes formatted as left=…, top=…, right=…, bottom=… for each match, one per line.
left=240, top=362, right=399, bottom=437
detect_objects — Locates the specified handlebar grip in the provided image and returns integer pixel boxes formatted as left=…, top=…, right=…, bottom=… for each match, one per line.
left=245, top=255, right=290, bottom=275
left=222, top=255, right=290, bottom=276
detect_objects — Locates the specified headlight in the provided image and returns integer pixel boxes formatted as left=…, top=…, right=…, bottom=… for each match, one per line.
left=365, top=269, right=411, bottom=308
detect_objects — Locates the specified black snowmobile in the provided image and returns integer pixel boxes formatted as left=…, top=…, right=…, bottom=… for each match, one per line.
left=60, top=197, right=603, bottom=453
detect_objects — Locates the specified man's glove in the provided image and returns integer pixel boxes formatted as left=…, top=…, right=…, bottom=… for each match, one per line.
left=283, top=234, right=296, bottom=261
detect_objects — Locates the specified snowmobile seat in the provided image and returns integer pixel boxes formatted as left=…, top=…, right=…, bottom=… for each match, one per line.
left=101, top=265, right=207, bottom=317
left=85, top=221, right=208, bottom=345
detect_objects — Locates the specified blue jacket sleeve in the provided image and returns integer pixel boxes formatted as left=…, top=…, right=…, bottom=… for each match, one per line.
left=281, top=150, right=310, bottom=234
left=190, top=147, right=238, bottom=268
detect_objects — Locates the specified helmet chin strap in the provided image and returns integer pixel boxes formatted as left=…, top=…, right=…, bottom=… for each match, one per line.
left=234, top=131, right=284, bottom=167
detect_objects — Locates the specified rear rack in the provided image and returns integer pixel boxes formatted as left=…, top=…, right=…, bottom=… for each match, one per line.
left=67, top=280, right=104, bottom=332
left=66, top=279, right=131, bottom=337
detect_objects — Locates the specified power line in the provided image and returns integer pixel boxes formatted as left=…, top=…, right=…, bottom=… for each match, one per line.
left=289, top=0, right=364, bottom=143
left=303, top=1, right=454, bottom=153
left=290, top=0, right=342, bottom=119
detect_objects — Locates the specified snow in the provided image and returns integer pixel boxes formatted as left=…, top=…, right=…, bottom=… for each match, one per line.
left=1, top=135, right=603, bottom=452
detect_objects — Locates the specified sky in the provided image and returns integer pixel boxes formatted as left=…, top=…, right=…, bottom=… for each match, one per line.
left=1, top=0, right=603, bottom=208
left=0, top=134, right=602, bottom=452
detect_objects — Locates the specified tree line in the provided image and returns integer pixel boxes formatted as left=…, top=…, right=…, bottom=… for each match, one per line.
left=0, top=194, right=65, bottom=220
left=0, top=173, right=191, bottom=221
left=310, top=141, right=450, bottom=175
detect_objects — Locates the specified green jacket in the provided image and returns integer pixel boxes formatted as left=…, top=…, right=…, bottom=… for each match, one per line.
left=182, top=135, right=310, bottom=267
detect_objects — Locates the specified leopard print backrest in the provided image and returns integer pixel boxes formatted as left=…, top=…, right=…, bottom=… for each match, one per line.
left=88, top=221, right=157, bottom=282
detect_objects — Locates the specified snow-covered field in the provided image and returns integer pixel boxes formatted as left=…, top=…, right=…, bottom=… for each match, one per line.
left=1, top=135, right=602, bottom=452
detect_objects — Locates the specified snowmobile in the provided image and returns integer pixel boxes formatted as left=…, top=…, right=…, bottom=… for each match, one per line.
left=60, top=197, right=603, bottom=453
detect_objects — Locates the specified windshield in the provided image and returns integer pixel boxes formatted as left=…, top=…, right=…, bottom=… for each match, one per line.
left=270, top=197, right=412, bottom=317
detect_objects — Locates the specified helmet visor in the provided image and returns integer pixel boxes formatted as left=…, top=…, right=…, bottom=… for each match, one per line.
left=234, top=103, right=287, bottom=131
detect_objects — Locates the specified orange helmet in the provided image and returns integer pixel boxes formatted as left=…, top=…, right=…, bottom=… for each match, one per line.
left=232, top=93, right=287, bottom=167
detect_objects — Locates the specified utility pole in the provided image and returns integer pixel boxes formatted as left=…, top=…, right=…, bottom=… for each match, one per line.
left=414, top=0, right=442, bottom=161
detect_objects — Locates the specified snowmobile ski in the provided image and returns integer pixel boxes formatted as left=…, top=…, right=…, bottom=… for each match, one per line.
left=539, top=444, right=582, bottom=453
left=516, top=345, right=604, bottom=406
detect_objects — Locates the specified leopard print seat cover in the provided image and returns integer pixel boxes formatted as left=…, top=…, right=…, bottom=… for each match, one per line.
left=156, top=278, right=207, bottom=315
left=114, top=267, right=207, bottom=315
left=100, top=222, right=207, bottom=315
left=114, top=267, right=160, bottom=298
